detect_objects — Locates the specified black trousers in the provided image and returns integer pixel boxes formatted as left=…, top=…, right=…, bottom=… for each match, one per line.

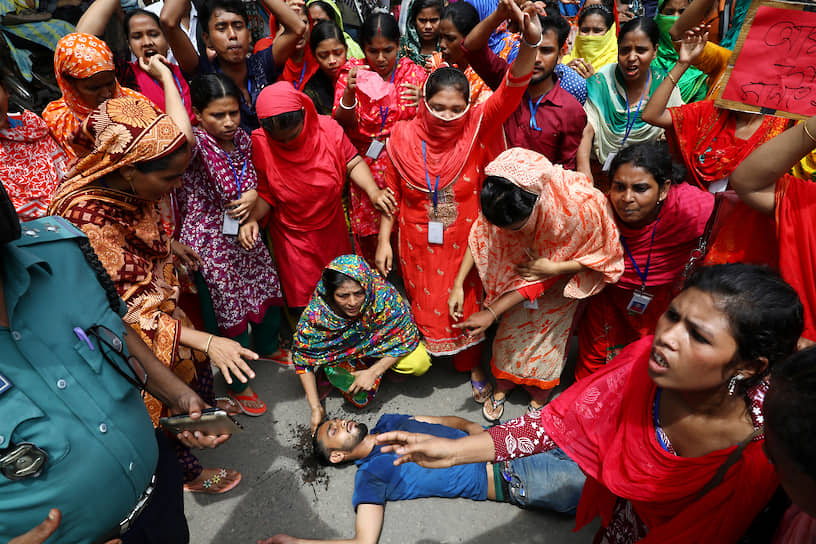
left=120, top=430, right=189, bottom=544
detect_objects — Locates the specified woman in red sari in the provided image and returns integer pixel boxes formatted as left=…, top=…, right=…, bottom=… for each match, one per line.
left=378, top=264, right=804, bottom=543
left=333, top=12, right=426, bottom=265
left=242, top=82, right=395, bottom=312
left=375, top=0, right=539, bottom=403
left=730, top=114, right=816, bottom=350
left=575, top=141, right=714, bottom=379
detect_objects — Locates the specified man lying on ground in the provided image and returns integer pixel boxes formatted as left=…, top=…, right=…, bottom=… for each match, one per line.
left=258, top=413, right=585, bottom=544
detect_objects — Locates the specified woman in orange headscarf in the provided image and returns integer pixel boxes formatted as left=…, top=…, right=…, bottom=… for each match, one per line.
left=452, top=147, right=623, bottom=421
left=42, top=33, right=148, bottom=161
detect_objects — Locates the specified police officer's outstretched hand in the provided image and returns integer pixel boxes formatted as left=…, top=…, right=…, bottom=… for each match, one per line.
left=9, top=509, right=122, bottom=544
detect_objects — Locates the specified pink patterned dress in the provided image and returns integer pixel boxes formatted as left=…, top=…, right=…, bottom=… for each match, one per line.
left=176, top=127, right=283, bottom=337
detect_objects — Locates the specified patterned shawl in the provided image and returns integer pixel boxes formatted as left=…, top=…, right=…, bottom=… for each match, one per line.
left=42, top=33, right=147, bottom=160
left=469, top=148, right=624, bottom=306
left=48, top=98, right=193, bottom=425
left=585, top=63, right=683, bottom=165
left=0, top=110, right=69, bottom=220
left=292, top=254, right=420, bottom=368
left=398, top=0, right=438, bottom=65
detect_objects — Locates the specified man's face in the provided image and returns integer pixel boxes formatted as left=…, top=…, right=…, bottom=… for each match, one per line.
left=531, top=28, right=561, bottom=85
left=317, top=418, right=368, bottom=457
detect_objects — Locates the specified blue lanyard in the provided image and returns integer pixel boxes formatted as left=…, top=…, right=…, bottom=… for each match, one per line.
left=621, top=72, right=650, bottom=147
left=377, top=68, right=398, bottom=136
left=217, top=149, right=248, bottom=196
left=150, top=71, right=186, bottom=107
left=294, top=61, right=307, bottom=90
left=620, top=217, right=660, bottom=290
left=422, top=141, right=439, bottom=212
left=527, top=87, right=554, bottom=131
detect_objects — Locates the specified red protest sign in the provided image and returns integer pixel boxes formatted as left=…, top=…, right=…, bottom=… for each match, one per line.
left=716, top=1, right=816, bottom=120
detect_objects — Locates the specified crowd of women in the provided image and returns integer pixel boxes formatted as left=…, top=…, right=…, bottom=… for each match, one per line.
left=2, top=0, right=816, bottom=539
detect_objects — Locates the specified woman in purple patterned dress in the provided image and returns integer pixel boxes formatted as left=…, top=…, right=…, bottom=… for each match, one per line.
left=176, top=73, right=283, bottom=416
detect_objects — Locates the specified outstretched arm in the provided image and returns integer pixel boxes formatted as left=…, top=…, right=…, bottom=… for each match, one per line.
left=412, top=415, right=486, bottom=435
left=730, top=117, right=816, bottom=215
left=670, top=0, right=716, bottom=41
left=642, top=26, right=709, bottom=129
left=160, top=0, right=200, bottom=75
left=257, top=504, right=385, bottom=544
left=76, top=0, right=119, bottom=37
left=376, top=429, right=496, bottom=468
left=265, top=0, right=308, bottom=69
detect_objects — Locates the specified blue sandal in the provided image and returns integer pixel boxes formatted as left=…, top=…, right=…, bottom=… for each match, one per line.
left=471, top=378, right=493, bottom=404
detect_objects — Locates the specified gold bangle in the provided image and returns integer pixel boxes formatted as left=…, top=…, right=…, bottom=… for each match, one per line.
left=204, top=334, right=214, bottom=355
left=803, top=122, right=816, bottom=146
left=666, top=72, right=678, bottom=87
left=485, top=305, right=499, bottom=322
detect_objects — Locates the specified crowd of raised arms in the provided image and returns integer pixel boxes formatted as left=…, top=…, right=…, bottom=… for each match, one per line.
left=2, top=0, right=816, bottom=541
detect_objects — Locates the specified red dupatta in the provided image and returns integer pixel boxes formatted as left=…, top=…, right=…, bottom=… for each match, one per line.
left=776, top=174, right=816, bottom=341
left=386, top=71, right=483, bottom=192
left=668, top=99, right=790, bottom=190
left=540, top=336, right=778, bottom=543
left=251, top=82, right=349, bottom=231
left=281, top=48, right=320, bottom=91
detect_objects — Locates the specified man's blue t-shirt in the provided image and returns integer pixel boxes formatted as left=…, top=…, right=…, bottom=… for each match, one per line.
left=352, top=414, right=488, bottom=509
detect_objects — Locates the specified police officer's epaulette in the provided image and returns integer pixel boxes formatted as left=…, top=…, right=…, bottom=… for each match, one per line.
left=12, top=216, right=87, bottom=247
left=13, top=217, right=125, bottom=315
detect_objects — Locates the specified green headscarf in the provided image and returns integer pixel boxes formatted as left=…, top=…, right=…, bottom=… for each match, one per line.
left=398, top=0, right=439, bottom=66
left=306, top=0, right=365, bottom=59
left=652, top=3, right=708, bottom=102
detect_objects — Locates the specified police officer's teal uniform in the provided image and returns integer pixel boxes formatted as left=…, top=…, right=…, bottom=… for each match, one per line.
left=0, top=217, right=158, bottom=543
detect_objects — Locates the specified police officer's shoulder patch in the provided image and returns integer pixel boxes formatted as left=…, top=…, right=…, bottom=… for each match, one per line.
left=13, top=217, right=87, bottom=247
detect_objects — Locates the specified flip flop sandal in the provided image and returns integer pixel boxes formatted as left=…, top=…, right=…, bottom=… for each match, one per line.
left=482, top=394, right=507, bottom=423
left=257, top=349, right=293, bottom=366
left=215, top=396, right=242, bottom=416
left=228, top=390, right=267, bottom=416
left=527, top=403, right=543, bottom=415
left=471, top=378, right=493, bottom=404
left=184, top=468, right=242, bottom=494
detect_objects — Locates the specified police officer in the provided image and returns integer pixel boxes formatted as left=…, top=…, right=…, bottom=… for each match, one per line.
left=0, top=181, right=231, bottom=543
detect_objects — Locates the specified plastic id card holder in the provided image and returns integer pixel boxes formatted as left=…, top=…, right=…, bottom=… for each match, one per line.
left=428, top=221, right=444, bottom=244
left=222, top=211, right=240, bottom=236
left=523, top=298, right=539, bottom=310
left=627, top=290, right=653, bottom=315
left=602, top=151, right=617, bottom=172
left=366, top=139, right=385, bottom=159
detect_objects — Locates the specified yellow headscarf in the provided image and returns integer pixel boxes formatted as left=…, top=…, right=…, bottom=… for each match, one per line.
left=563, top=26, right=618, bottom=74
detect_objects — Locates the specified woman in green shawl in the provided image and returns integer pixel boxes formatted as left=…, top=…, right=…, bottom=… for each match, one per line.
left=307, top=0, right=365, bottom=58
left=398, top=0, right=443, bottom=66
left=652, top=0, right=707, bottom=102
left=577, top=17, right=683, bottom=185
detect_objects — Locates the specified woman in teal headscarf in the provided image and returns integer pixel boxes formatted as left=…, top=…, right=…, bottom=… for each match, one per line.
left=293, top=255, right=431, bottom=432
left=652, top=0, right=707, bottom=102
left=398, top=0, right=443, bottom=66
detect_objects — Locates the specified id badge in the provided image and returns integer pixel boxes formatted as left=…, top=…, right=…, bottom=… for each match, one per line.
left=602, top=151, right=618, bottom=172
left=366, top=139, right=385, bottom=159
left=428, top=221, right=444, bottom=245
left=222, top=211, right=240, bottom=236
left=627, top=290, right=653, bottom=315
left=523, top=298, right=539, bottom=310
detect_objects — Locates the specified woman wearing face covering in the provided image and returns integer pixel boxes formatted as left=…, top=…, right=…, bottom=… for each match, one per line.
left=241, top=82, right=395, bottom=314
left=375, top=0, right=538, bottom=404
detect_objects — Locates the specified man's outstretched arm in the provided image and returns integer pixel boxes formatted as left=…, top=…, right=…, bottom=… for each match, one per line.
left=258, top=504, right=385, bottom=544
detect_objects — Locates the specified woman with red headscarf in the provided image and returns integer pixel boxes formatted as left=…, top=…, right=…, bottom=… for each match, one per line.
left=375, top=0, right=539, bottom=404
left=241, top=82, right=395, bottom=317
